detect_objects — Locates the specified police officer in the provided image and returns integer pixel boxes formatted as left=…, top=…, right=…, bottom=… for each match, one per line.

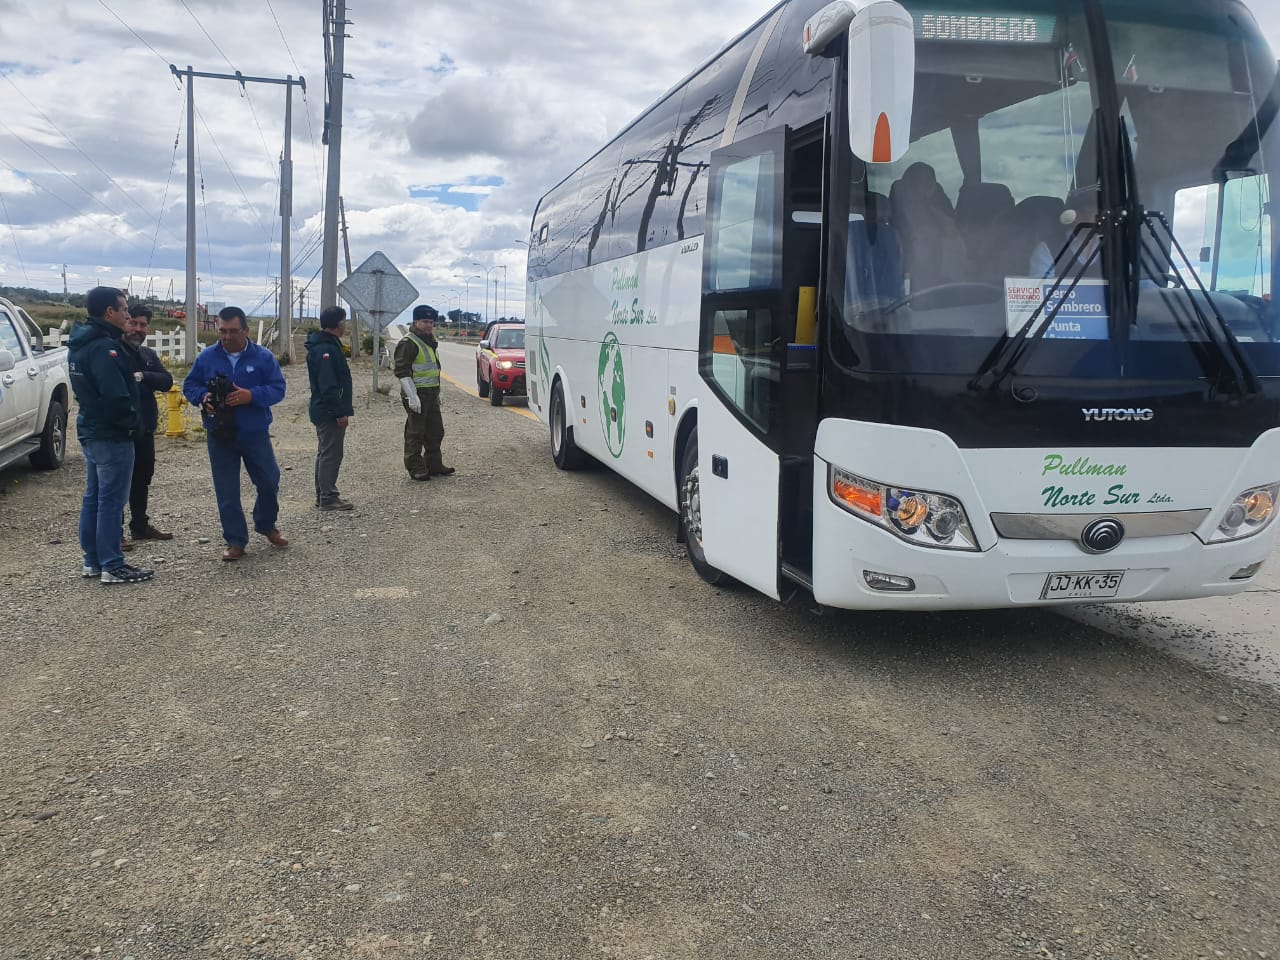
left=394, top=304, right=455, bottom=481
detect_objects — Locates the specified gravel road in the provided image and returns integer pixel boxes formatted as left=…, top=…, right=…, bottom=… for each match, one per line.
left=1, top=355, right=1277, bottom=959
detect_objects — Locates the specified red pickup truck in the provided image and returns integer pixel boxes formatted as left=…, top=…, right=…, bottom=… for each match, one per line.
left=475, top=322, right=526, bottom=406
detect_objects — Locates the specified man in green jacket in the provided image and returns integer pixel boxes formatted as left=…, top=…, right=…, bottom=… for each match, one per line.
left=306, top=306, right=355, bottom=510
left=393, top=304, right=454, bottom=481
left=67, top=287, right=153, bottom=585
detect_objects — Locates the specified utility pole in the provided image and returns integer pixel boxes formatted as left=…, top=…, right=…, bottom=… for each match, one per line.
left=170, top=64, right=305, bottom=362
left=320, top=0, right=349, bottom=312
left=61, top=264, right=69, bottom=299
left=339, top=195, right=360, bottom=356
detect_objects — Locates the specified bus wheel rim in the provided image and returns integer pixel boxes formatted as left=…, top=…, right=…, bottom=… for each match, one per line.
left=684, top=467, right=703, bottom=545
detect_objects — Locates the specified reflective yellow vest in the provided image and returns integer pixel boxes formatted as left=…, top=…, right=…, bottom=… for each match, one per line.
left=406, top=333, right=441, bottom=390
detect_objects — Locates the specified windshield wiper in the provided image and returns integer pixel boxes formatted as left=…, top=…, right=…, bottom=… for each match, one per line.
left=968, top=221, right=1102, bottom=394
left=1142, top=210, right=1261, bottom=399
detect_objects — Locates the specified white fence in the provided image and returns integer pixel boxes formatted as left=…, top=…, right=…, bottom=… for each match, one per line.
left=44, top=328, right=203, bottom=363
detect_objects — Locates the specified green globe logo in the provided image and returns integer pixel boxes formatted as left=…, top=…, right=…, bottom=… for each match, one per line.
left=597, top=332, right=626, bottom=458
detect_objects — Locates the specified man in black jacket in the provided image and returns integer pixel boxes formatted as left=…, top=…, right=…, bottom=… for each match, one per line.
left=306, top=305, right=354, bottom=510
left=121, top=305, right=174, bottom=547
left=67, top=287, right=153, bottom=585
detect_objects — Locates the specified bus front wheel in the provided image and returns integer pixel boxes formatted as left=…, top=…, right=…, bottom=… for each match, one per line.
left=550, top=380, right=587, bottom=470
left=679, top=430, right=728, bottom=585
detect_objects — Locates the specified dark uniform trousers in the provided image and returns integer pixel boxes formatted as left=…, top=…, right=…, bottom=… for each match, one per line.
left=403, top=387, right=445, bottom=475
left=128, top=430, right=157, bottom=536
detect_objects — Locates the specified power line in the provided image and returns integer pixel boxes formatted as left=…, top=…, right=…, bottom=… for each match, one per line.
left=192, top=105, right=273, bottom=241
left=196, top=123, right=217, bottom=300
left=0, top=119, right=150, bottom=251
left=0, top=68, right=179, bottom=244
left=178, top=0, right=283, bottom=194
left=147, top=100, right=186, bottom=277
left=179, top=0, right=236, bottom=73
left=95, top=0, right=171, bottom=68
left=0, top=189, right=30, bottom=285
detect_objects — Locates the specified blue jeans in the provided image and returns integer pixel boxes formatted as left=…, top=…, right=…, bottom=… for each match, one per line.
left=207, top=431, right=281, bottom=547
left=79, top=438, right=136, bottom=571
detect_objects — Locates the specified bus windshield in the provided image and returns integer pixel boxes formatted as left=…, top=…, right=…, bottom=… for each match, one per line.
left=836, top=0, right=1280, bottom=382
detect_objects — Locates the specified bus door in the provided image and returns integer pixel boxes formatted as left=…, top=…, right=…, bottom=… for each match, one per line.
left=698, top=126, right=812, bottom=598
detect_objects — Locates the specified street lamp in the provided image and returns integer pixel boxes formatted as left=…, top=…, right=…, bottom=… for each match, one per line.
left=462, top=274, right=483, bottom=324
left=472, top=263, right=499, bottom=322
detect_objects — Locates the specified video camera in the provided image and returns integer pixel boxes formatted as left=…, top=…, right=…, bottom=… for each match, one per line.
left=205, top=372, right=237, bottom=440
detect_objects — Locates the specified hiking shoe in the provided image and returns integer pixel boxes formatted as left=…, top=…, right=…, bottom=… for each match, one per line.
left=133, top=525, right=173, bottom=541
left=261, top=529, right=289, bottom=548
left=101, top=564, right=154, bottom=585
left=319, top=498, right=354, bottom=511
left=222, top=544, right=245, bottom=561
left=81, top=564, right=101, bottom=578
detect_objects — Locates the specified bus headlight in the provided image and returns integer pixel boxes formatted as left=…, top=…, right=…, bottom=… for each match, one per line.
left=829, top=467, right=979, bottom=551
left=1210, top=482, right=1279, bottom=542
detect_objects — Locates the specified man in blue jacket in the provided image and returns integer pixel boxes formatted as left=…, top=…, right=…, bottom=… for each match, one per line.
left=182, top=306, right=289, bottom=561
left=121, top=305, right=174, bottom=547
left=68, top=286, right=153, bottom=584
left=306, top=305, right=354, bottom=511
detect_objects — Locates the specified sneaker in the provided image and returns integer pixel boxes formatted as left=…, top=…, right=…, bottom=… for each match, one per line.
left=319, top=498, right=354, bottom=511
left=81, top=564, right=102, bottom=578
left=101, top=564, right=154, bottom=585
left=410, top=472, right=431, bottom=481
left=429, top=466, right=456, bottom=477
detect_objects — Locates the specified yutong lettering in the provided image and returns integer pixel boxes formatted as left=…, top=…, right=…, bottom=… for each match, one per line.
left=1081, top=408, right=1154, bottom=422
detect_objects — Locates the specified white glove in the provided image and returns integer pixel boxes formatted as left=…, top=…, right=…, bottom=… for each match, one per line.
left=400, top=377, right=421, bottom=413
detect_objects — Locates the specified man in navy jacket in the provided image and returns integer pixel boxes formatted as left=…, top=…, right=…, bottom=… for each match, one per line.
left=305, top=305, right=354, bottom=510
left=182, top=306, right=288, bottom=561
left=68, top=286, right=154, bottom=584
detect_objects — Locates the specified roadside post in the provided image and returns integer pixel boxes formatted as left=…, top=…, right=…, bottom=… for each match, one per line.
left=337, top=251, right=417, bottom=399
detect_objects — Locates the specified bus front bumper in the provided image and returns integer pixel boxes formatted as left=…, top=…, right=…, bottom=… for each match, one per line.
left=810, top=491, right=1275, bottom=611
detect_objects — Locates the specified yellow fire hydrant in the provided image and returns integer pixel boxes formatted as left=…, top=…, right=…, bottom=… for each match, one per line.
left=164, top=385, right=189, bottom=438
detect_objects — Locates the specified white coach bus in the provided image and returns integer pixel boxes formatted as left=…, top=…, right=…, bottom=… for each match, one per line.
left=524, top=0, right=1280, bottom=610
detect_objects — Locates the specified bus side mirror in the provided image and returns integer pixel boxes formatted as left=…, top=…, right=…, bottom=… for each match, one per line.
left=847, top=1, right=914, bottom=164
left=803, top=0, right=915, bottom=164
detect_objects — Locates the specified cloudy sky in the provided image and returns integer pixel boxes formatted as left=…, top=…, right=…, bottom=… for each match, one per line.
left=1, top=0, right=1278, bottom=326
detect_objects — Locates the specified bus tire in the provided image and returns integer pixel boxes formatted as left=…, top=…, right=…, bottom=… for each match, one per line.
left=490, top=384, right=504, bottom=406
left=679, top=429, right=728, bottom=585
left=477, top=363, right=490, bottom=398
left=550, top=380, right=587, bottom=470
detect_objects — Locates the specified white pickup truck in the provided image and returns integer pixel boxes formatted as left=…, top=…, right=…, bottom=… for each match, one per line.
left=0, top=295, right=70, bottom=473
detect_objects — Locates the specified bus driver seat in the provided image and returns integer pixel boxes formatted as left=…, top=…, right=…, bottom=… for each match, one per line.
left=889, top=162, right=969, bottom=294
left=846, top=191, right=904, bottom=315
